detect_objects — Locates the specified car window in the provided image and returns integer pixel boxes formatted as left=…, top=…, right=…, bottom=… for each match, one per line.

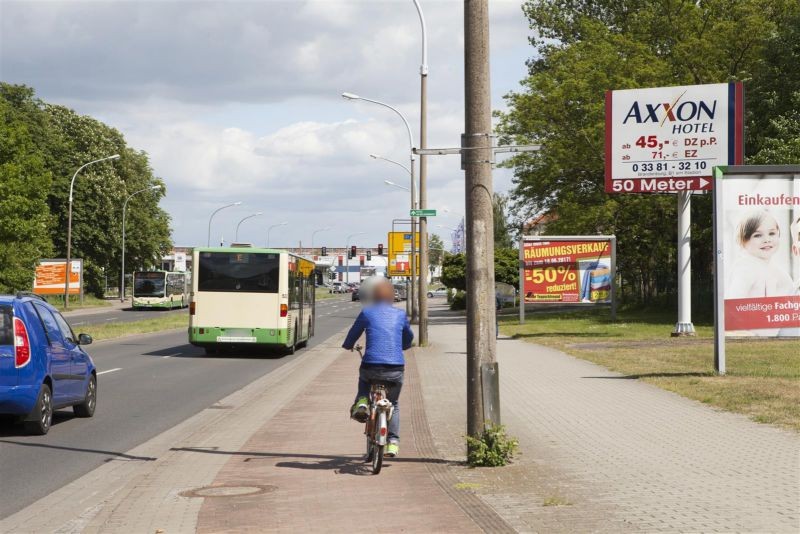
left=0, top=305, right=12, bottom=345
left=52, top=312, right=77, bottom=345
left=34, top=304, right=65, bottom=345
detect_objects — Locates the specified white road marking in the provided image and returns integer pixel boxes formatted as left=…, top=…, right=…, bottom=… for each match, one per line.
left=97, top=368, right=122, bottom=375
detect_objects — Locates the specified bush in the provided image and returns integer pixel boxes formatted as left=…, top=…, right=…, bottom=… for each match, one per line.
left=446, top=288, right=454, bottom=303
left=465, top=423, right=519, bottom=467
left=450, top=290, right=466, bottom=310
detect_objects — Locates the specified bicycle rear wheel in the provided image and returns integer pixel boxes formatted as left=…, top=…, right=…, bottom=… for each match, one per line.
left=365, top=435, right=374, bottom=462
left=372, top=444, right=384, bottom=474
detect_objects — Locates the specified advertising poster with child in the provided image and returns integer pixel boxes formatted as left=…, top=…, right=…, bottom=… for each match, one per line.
left=718, top=170, right=800, bottom=336
left=522, top=237, right=614, bottom=304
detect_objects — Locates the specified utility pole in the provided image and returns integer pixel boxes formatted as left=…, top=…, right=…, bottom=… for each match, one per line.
left=464, top=0, right=498, bottom=437
left=414, top=0, right=429, bottom=346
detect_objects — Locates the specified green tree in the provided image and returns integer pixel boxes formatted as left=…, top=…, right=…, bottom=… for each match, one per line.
left=441, top=253, right=467, bottom=292
left=0, top=83, right=172, bottom=297
left=429, top=233, right=445, bottom=274
left=0, top=95, right=53, bottom=292
left=497, top=0, right=797, bottom=303
left=494, top=248, right=519, bottom=288
left=493, top=193, right=514, bottom=249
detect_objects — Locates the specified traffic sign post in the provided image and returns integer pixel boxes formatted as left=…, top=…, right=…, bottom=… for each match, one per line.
left=410, top=209, right=436, bottom=217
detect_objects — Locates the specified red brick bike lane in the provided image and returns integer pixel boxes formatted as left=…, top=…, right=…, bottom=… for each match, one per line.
left=195, top=348, right=483, bottom=533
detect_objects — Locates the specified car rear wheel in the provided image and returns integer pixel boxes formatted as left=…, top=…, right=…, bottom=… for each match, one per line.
left=73, top=374, right=97, bottom=418
left=25, top=384, right=53, bottom=435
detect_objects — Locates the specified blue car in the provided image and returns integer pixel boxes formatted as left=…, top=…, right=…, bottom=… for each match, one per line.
left=0, top=292, right=97, bottom=435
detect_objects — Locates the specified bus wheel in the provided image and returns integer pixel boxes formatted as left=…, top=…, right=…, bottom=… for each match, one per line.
left=288, top=325, right=298, bottom=355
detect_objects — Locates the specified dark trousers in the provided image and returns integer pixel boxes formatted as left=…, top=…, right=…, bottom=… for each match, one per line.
left=355, top=365, right=404, bottom=442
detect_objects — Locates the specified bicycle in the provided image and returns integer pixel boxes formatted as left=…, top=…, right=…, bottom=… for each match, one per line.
left=354, top=345, right=394, bottom=474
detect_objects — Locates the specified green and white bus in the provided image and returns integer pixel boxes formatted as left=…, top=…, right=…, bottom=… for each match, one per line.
left=188, top=247, right=315, bottom=354
left=132, top=271, right=189, bottom=310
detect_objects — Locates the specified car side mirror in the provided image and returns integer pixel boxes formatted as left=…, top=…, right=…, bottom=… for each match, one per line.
left=78, top=333, right=93, bottom=345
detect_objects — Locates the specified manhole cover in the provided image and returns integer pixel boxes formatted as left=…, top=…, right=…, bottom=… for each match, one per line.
left=181, top=484, right=276, bottom=498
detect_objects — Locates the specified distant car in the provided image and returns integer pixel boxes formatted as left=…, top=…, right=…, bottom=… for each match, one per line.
left=427, top=288, right=448, bottom=298
left=330, top=282, right=347, bottom=294
left=394, top=290, right=401, bottom=302
left=0, top=293, right=97, bottom=435
left=351, top=288, right=360, bottom=301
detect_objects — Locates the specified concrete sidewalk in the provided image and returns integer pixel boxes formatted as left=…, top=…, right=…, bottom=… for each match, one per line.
left=1, top=322, right=506, bottom=533
left=4, top=302, right=797, bottom=533
left=418, top=304, right=800, bottom=532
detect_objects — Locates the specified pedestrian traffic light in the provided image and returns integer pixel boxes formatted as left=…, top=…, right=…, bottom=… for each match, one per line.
left=350, top=245, right=357, bottom=258
left=378, top=243, right=383, bottom=255
left=321, top=246, right=327, bottom=256
left=366, top=250, right=372, bottom=261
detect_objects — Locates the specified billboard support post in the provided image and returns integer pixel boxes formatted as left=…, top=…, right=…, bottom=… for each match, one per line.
left=518, top=235, right=525, bottom=324
left=673, top=191, right=696, bottom=335
left=610, top=236, right=618, bottom=321
left=712, top=168, right=726, bottom=374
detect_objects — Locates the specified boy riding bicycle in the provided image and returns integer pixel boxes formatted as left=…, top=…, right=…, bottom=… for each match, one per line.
left=342, top=278, right=414, bottom=458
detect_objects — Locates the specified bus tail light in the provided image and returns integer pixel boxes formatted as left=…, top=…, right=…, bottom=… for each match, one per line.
left=190, top=302, right=195, bottom=315
left=14, top=317, right=31, bottom=368
left=280, top=304, right=288, bottom=317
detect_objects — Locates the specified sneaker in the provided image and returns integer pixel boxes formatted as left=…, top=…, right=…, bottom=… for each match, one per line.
left=385, top=442, right=399, bottom=457
left=350, top=397, right=369, bottom=423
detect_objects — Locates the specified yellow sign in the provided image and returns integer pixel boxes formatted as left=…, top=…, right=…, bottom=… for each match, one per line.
left=387, top=231, right=420, bottom=276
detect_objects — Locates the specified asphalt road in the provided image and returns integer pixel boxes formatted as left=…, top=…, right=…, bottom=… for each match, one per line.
left=0, top=295, right=361, bottom=519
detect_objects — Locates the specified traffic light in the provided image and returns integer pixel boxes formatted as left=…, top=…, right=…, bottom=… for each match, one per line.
left=350, top=245, right=357, bottom=259
left=321, top=246, right=327, bottom=256
left=366, top=250, right=372, bottom=261
left=378, top=243, right=383, bottom=255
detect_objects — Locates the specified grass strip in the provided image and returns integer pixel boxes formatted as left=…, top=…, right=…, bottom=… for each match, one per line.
left=499, top=308, right=800, bottom=431
left=81, top=312, right=188, bottom=342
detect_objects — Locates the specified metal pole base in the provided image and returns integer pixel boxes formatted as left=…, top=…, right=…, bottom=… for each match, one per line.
left=671, top=322, right=696, bottom=337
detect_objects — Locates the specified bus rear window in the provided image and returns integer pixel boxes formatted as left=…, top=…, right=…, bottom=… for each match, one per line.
left=198, top=252, right=279, bottom=293
left=0, top=305, right=12, bottom=345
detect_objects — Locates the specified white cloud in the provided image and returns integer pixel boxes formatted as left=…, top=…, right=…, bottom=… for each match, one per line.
left=1, top=0, right=530, bottom=247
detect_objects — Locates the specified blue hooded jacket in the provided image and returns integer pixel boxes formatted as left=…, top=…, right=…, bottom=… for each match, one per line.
left=342, top=302, right=414, bottom=366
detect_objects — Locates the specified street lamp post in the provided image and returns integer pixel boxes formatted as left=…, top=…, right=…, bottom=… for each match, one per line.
left=234, top=212, right=263, bottom=242
left=384, top=180, right=410, bottom=192
left=412, top=0, right=430, bottom=345
left=120, top=185, right=162, bottom=303
left=311, top=226, right=331, bottom=253
left=345, top=231, right=367, bottom=285
left=207, top=202, right=242, bottom=247
left=266, top=222, right=288, bottom=248
left=372, top=153, right=416, bottom=318
left=343, top=92, right=417, bottom=321
left=64, top=154, right=120, bottom=309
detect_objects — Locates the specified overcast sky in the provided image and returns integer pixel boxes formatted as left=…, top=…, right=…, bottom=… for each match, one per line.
left=0, top=0, right=533, bottom=249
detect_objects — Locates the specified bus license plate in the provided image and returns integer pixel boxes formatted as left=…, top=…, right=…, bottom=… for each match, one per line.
left=216, top=336, right=256, bottom=343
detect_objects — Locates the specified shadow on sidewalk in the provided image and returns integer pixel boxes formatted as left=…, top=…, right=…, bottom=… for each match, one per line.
left=0, top=439, right=157, bottom=461
left=170, top=447, right=459, bottom=476
left=582, top=372, right=711, bottom=379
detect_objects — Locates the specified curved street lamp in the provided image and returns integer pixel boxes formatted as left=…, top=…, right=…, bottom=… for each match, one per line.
left=384, top=180, right=410, bottom=192
left=64, top=154, right=120, bottom=308
left=207, top=201, right=242, bottom=246
left=344, top=91, right=419, bottom=320
left=234, top=212, right=263, bottom=242
left=311, top=226, right=331, bottom=249
left=120, top=185, right=163, bottom=303
left=266, top=222, right=288, bottom=248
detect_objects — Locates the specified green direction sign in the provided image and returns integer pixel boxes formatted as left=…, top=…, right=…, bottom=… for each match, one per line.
left=410, top=209, right=437, bottom=217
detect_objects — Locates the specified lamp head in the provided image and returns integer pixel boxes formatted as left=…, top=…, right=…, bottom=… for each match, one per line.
left=109, top=154, right=120, bottom=160
left=233, top=201, right=242, bottom=206
left=341, top=92, right=360, bottom=100
left=369, top=154, right=380, bottom=159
